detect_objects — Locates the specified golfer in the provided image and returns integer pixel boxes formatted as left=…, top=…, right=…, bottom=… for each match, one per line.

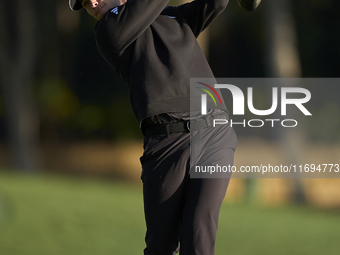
left=69, top=0, right=258, bottom=254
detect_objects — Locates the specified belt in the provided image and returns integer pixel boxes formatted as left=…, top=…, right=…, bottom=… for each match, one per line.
left=141, top=112, right=228, bottom=136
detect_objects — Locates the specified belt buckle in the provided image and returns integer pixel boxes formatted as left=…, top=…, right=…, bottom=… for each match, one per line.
left=186, top=121, right=191, bottom=132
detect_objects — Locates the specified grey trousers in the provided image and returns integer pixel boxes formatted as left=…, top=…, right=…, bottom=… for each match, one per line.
left=140, top=122, right=237, bottom=255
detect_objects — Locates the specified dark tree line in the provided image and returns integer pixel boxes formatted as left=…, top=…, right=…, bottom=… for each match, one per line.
left=0, top=0, right=339, bottom=171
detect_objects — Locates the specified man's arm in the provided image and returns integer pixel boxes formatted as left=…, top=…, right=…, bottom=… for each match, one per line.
left=95, top=0, right=170, bottom=53
left=177, top=0, right=229, bottom=37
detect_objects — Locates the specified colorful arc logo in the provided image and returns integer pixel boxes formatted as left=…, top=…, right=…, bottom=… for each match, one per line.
left=196, top=82, right=223, bottom=115
left=196, top=82, right=223, bottom=106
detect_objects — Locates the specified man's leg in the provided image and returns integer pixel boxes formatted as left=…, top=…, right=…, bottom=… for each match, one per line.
left=140, top=132, right=191, bottom=255
left=180, top=123, right=237, bottom=255
left=180, top=178, right=231, bottom=255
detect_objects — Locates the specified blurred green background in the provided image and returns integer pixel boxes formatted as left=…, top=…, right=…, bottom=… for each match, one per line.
left=0, top=0, right=340, bottom=254
left=1, top=173, right=339, bottom=254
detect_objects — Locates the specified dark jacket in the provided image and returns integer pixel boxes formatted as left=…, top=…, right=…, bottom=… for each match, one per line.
left=95, top=0, right=229, bottom=124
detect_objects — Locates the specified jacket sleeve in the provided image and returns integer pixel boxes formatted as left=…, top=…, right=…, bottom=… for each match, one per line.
left=95, top=0, right=170, bottom=53
left=177, top=0, right=229, bottom=37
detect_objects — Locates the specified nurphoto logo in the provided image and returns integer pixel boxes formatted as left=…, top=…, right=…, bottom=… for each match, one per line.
left=197, top=83, right=312, bottom=128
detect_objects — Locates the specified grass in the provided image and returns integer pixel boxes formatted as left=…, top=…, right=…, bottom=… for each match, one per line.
left=0, top=171, right=339, bottom=255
